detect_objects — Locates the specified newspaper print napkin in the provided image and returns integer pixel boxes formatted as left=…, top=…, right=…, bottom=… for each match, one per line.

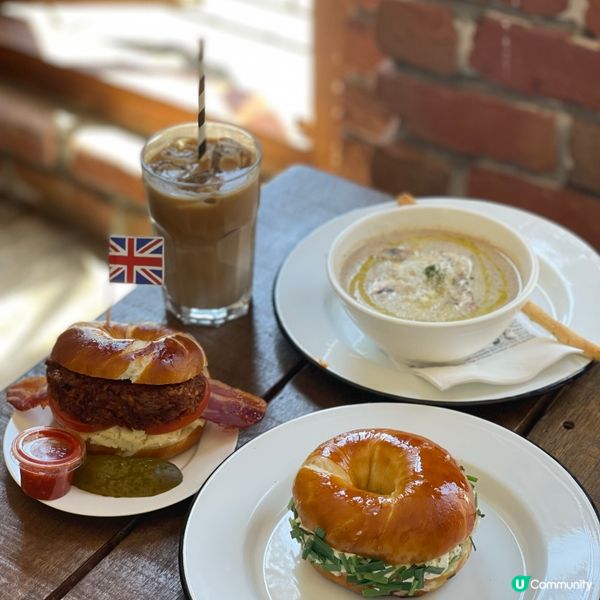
left=412, top=316, right=583, bottom=390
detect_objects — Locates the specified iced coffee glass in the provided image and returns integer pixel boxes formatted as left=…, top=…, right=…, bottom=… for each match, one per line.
left=141, top=122, right=261, bottom=325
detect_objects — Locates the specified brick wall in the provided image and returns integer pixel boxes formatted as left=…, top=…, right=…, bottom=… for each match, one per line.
left=0, top=83, right=151, bottom=239
left=339, top=0, right=600, bottom=248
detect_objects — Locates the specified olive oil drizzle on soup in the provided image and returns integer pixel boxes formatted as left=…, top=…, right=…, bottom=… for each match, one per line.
left=343, top=230, right=521, bottom=322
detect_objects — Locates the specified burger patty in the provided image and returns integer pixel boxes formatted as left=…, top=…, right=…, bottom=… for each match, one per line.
left=46, top=360, right=207, bottom=430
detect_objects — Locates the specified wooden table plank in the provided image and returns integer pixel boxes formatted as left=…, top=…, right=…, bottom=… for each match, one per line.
left=0, top=364, right=133, bottom=600
left=0, top=479, right=131, bottom=600
left=526, top=363, right=600, bottom=509
left=460, top=392, right=556, bottom=435
left=240, top=364, right=560, bottom=443
left=62, top=505, right=187, bottom=600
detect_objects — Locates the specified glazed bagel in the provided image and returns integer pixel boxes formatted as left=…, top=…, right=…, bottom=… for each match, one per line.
left=292, top=428, right=476, bottom=567
left=50, top=321, right=207, bottom=384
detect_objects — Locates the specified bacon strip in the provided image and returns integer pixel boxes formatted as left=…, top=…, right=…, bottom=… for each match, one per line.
left=6, top=376, right=49, bottom=411
left=204, top=379, right=267, bottom=429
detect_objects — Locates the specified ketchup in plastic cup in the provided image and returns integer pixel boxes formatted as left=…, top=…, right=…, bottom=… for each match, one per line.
left=11, top=426, right=85, bottom=500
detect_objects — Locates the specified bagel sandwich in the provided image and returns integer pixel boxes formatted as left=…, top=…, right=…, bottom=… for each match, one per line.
left=290, top=429, right=482, bottom=597
left=45, top=321, right=210, bottom=459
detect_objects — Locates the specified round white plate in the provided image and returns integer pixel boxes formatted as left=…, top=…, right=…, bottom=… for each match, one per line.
left=274, top=198, right=598, bottom=403
left=3, top=405, right=238, bottom=516
left=180, top=403, right=600, bottom=600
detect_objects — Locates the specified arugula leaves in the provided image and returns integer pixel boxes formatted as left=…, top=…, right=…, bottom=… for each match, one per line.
left=289, top=500, right=458, bottom=597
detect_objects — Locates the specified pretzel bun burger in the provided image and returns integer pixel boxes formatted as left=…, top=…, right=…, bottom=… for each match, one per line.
left=290, top=429, right=480, bottom=597
left=45, top=321, right=209, bottom=459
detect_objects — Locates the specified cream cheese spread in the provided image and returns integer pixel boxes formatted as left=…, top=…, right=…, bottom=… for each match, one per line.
left=79, top=418, right=205, bottom=456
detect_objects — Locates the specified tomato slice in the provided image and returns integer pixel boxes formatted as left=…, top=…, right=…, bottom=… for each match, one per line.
left=49, top=397, right=107, bottom=433
left=144, top=379, right=210, bottom=435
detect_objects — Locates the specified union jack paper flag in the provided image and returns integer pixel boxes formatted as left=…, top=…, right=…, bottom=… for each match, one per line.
left=108, top=236, right=164, bottom=285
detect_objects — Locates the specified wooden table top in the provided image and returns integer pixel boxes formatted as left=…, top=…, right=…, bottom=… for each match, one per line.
left=1, top=166, right=598, bottom=600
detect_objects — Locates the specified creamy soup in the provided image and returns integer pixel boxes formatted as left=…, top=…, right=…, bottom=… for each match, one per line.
left=342, top=230, right=521, bottom=322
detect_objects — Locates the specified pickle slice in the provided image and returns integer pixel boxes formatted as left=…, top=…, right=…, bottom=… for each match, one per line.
left=73, top=455, right=183, bottom=497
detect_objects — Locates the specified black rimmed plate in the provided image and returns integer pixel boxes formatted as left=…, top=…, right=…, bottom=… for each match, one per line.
left=273, top=199, right=597, bottom=404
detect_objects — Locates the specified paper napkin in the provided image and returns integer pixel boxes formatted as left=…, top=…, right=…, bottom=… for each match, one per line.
left=411, top=317, right=583, bottom=391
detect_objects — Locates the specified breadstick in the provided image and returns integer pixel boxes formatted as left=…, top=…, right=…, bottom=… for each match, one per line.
left=395, top=193, right=599, bottom=360
left=522, top=301, right=600, bottom=360
left=396, top=193, right=417, bottom=206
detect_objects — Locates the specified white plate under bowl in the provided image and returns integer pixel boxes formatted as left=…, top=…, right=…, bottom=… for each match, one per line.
left=274, top=198, right=598, bottom=403
left=3, top=405, right=238, bottom=517
left=180, top=403, right=600, bottom=600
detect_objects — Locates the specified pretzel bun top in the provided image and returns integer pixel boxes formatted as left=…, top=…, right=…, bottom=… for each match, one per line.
left=50, top=321, right=207, bottom=385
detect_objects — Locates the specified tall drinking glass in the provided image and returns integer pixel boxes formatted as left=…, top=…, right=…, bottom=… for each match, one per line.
left=141, top=122, right=261, bottom=326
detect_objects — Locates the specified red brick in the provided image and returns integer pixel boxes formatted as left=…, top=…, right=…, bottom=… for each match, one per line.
left=586, top=0, right=600, bottom=35
left=498, top=0, right=568, bottom=16
left=468, top=165, right=600, bottom=249
left=343, top=79, right=397, bottom=138
left=371, top=142, right=452, bottom=196
left=66, top=125, right=146, bottom=205
left=569, top=118, right=600, bottom=195
left=11, top=162, right=115, bottom=239
left=471, top=17, right=600, bottom=112
left=378, top=70, right=558, bottom=172
left=345, top=19, right=386, bottom=74
left=0, top=86, right=59, bottom=168
left=376, top=0, right=458, bottom=75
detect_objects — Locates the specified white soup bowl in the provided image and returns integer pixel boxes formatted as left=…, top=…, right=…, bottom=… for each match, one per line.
left=327, top=204, right=539, bottom=364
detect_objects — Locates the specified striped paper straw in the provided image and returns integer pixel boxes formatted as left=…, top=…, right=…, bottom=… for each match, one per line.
left=197, top=39, right=207, bottom=158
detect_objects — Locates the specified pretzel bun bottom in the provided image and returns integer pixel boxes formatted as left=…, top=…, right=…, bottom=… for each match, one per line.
left=314, top=538, right=472, bottom=597
left=293, top=429, right=476, bottom=565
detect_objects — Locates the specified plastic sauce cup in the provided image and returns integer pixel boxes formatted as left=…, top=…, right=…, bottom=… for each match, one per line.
left=11, top=426, right=86, bottom=500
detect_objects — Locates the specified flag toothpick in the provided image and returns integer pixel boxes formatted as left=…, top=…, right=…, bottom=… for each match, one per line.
left=108, top=236, right=164, bottom=285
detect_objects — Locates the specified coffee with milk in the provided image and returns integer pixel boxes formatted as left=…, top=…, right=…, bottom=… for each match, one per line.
left=141, top=122, right=261, bottom=325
